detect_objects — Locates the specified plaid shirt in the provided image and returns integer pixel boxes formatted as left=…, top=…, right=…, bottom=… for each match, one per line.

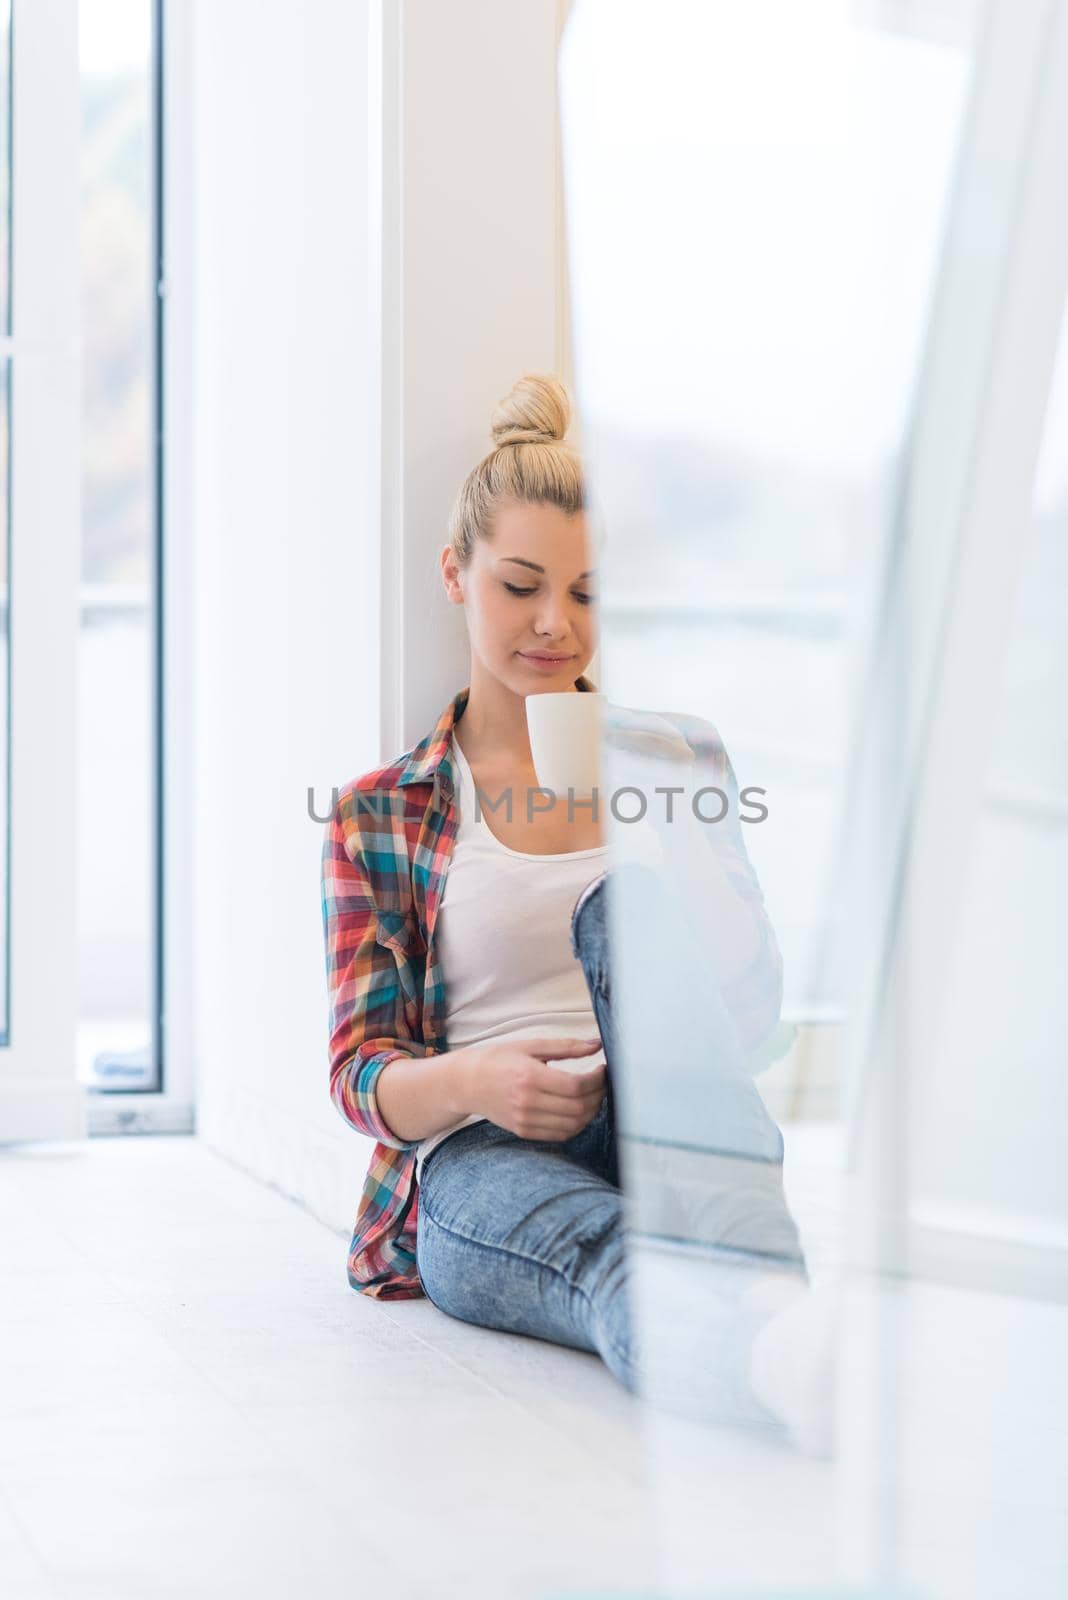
left=320, top=675, right=783, bottom=1299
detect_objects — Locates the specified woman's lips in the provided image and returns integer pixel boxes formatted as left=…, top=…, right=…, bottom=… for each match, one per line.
left=518, top=652, right=576, bottom=669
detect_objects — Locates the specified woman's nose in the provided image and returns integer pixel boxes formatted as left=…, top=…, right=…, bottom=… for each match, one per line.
left=534, top=597, right=570, bottom=636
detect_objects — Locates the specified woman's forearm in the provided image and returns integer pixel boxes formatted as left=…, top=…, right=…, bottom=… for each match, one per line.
left=375, top=1048, right=477, bottom=1143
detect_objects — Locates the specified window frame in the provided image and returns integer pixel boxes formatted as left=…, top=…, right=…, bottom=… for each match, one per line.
left=86, top=0, right=194, bottom=1136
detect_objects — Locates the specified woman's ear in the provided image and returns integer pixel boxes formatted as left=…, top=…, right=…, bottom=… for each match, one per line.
left=440, top=544, right=465, bottom=604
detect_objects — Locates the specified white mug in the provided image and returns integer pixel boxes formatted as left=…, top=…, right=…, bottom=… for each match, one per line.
left=525, top=690, right=605, bottom=799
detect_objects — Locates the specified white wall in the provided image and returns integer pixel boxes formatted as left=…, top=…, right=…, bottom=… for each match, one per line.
left=190, top=0, right=380, bottom=1226
left=189, top=0, right=569, bottom=1233
left=381, top=0, right=577, bottom=750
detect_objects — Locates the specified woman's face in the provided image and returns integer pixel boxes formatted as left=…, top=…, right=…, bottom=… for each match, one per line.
left=441, top=500, right=598, bottom=696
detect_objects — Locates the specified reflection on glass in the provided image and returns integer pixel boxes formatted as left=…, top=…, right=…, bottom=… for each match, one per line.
left=895, top=307, right=1068, bottom=1596
left=0, top=361, right=8, bottom=1048
left=0, top=0, right=10, bottom=1044
left=0, top=0, right=9, bottom=335
left=78, top=0, right=157, bottom=1090
left=564, top=0, right=974, bottom=1019
left=561, top=0, right=982, bottom=1591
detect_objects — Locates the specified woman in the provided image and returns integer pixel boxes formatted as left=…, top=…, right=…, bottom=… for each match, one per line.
left=321, top=374, right=834, bottom=1453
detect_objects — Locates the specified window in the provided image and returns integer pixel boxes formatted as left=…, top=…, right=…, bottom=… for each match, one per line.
left=78, top=0, right=162, bottom=1093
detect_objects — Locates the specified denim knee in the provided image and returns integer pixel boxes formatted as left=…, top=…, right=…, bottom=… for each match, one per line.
left=569, top=868, right=609, bottom=962
left=570, top=859, right=679, bottom=965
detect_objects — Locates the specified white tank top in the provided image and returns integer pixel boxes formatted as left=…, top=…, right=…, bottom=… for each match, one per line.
left=415, top=730, right=609, bottom=1180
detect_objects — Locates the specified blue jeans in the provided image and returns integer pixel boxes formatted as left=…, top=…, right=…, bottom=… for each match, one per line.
left=416, top=862, right=807, bottom=1433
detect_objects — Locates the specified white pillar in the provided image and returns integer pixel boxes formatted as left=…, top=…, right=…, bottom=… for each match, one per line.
left=372, top=0, right=579, bottom=751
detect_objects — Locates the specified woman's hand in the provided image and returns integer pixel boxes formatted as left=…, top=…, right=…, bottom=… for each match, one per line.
left=459, top=1037, right=606, bottom=1142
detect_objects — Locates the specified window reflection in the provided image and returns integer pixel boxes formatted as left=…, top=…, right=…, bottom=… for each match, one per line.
left=0, top=0, right=11, bottom=1044
left=560, top=0, right=987, bottom=1588
left=562, top=0, right=974, bottom=1017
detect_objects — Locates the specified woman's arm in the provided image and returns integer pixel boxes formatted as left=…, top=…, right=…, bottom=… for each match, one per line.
left=322, top=795, right=604, bottom=1146
left=321, top=797, right=439, bottom=1148
left=378, top=1039, right=604, bottom=1143
left=374, top=1050, right=476, bottom=1144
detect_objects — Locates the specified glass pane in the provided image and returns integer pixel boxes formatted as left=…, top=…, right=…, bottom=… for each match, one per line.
left=0, top=0, right=11, bottom=1043
left=561, top=1, right=986, bottom=1593
left=0, top=358, right=9, bottom=1046
left=78, top=0, right=157, bottom=1090
left=563, top=0, right=977, bottom=1020
left=0, top=0, right=10, bottom=335
left=896, top=303, right=1068, bottom=1598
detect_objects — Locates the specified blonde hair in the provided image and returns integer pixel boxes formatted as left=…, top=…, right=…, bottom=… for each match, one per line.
left=447, top=373, right=586, bottom=565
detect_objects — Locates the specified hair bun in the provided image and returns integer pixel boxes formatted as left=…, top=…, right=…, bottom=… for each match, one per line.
left=490, top=372, right=571, bottom=448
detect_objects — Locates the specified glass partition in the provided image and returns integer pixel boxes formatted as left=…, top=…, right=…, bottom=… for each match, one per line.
left=0, top=0, right=11, bottom=1046
left=559, top=0, right=1067, bottom=1594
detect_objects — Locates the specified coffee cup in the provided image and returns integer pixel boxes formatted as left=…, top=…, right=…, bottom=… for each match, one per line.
left=525, top=690, right=605, bottom=798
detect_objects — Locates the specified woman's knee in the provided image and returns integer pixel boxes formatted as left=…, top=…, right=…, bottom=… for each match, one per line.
left=417, top=1178, right=631, bottom=1360
left=569, top=868, right=609, bottom=963
left=569, top=861, right=670, bottom=957
left=416, top=1206, right=497, bottom=1327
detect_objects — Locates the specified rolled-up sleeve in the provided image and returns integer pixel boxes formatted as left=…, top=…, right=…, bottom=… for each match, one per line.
left=320, top=801, right=430, bottom=1151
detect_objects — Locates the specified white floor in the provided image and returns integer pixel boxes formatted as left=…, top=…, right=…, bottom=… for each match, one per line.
left=1, top=1132, right=1065, bottom=1600
left=0, top=1134, right=658, bottom=1600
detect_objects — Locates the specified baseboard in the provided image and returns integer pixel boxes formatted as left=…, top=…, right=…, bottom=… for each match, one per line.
left=194, top=1076, right=367, bottom=1240
left=0, top=1077, right=88, bottom=1144
left=907, top=1205, right=1068, bottom=1303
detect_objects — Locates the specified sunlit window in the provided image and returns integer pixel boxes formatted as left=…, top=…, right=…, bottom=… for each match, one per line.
left=78, top=0, right=160, bottom=1091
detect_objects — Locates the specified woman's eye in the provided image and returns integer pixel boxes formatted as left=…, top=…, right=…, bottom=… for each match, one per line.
left=502, top=582, right=596, bottom=605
